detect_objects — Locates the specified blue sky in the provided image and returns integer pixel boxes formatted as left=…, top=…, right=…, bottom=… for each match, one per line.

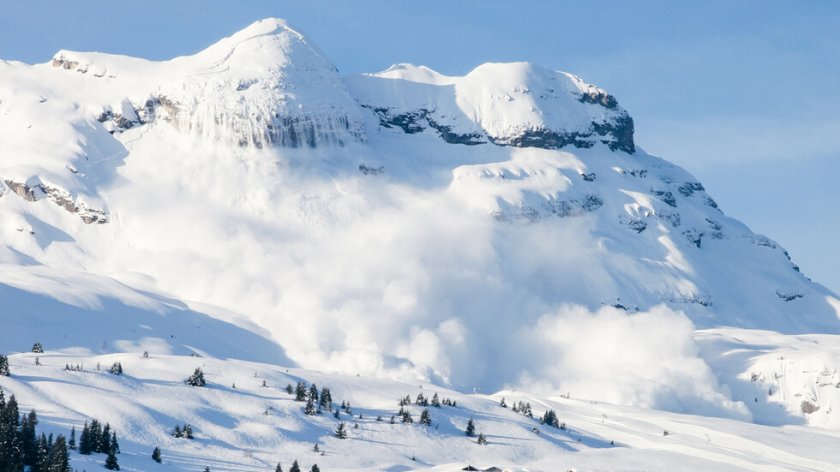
left=1, top=0, right=838, bottom=293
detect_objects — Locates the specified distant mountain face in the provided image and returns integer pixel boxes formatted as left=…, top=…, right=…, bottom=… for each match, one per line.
left=1, top=18, right=838, bottom=392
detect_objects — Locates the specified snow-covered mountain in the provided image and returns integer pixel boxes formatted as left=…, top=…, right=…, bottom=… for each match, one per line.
left=2, top=18, right=840, bottom=471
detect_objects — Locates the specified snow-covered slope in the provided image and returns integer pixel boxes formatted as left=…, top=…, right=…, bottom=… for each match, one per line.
left=2, top=19, right=840, bottom=467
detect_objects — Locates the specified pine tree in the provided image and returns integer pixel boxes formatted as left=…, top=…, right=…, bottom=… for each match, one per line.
left=319, top=387, right=332, bottom=411
left=186, top=368, right=206, bottom=387
left=79, top=421, right=92, bottom=455
left=499, top=397, right=507, bottom=408
left=111, top=431, right=120, bottom=453
left=172, top=425, right=182, bottom=438
left=0, top=390, right=24, bottom=471
left=477, top=432, right=488, bottom=445
left=204, top=467, right=210, bottom=472
left=308, top=383, right=319, bottom=403
left=184, top=424, right=194, bottom=439
left=69, top=426, right=76, bottom=450
left=0, top=354, right=9, bottom=376
left=32, top=342, right=44, bottom=353
left=101, top=423, right=112, bottom=453
left=286, top=384, right=294, bottom=395
left=465, top=418, right=476, bottom=437
left=48, top=435, right=71, bottom=472
left=21, top=409, right=38, bottom=467
left=109, top=362, right=123, bottom=375
left=304, top=397, right=317, bottom=416
left=289, top=460, right=301, bottom=472
left=431, top=393, right=440, bottom=408
left=275, top=463, right=283, bottom=472
left=34, top=433, right=49, bottom=472
left=419, top=408, right=432, bottom=426
left=105, top=444, right=120, bottom=470
left=541, top=409, right=560, bottom=428
left=335, top=422, right=347, bottom=439
left=152, top=446, right=162, bottom=463
left=89, top=419, right=103, bottom=453
left=310, top=465, right=320, bottom=472
left=295, top=382, right=307, bottom=401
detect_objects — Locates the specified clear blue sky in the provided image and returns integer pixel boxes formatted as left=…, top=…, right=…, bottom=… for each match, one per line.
left=1, top=0, right=838, bottom=293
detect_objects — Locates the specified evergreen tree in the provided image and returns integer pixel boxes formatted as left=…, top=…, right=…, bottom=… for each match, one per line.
left=319, top=387, right=332, bottom=411
left=465, top=418, right=476, bottom=437
left=304, top=397, right=317, bottom=416
left=274, top=463, right=283, bottom=472
left=499, top=397, right=507, bottom=408
left=541, top=409, right=560, bottom=428
left=308, top=383, right=319, bottom=403
left=34, top=433, right=49, bottom=472
left=431, top=393, right=440, bottom=408
left=184, top=424, right=194, bottom=439
left=334, top=422, right=347, bottom=439
left=105, top=444, right=120, bottom=470
left=48, top=435, right=71, bottom=472
left=310, top=465, right=320, bottom=472
left=477, top=432, right=488, bottom=445
left=32, top=342, right=44, bottom=354
left=419, top=408, right=431, bottom=426
left=285, top=384, right=294, bottom=395
left=172, top=425, right=182, bottom=438
left=186, top=368, right=206, bottom=387
left=101, top=423, right=111, bottom=453
left=21, top=409, right=38, bottom=467
left=78, top=421, right=92, bottom=455
left=0, top=355, right=9, bottom=376
left=109, top=362, right=123, bottom=375
left=295, top=382, right=307, bottom=401
left=289, top=461, right=301, bottom=472
left=333, top=409, right=340, bottom=419
left=90, top=419, right=104, bottom=453
left=152, top=446, right=162, bottom=463
left=69, top=426, right=76, bottom=450
left=400, top=409, right=412, bottom=424
left=111, top=431, right=120, bottom=453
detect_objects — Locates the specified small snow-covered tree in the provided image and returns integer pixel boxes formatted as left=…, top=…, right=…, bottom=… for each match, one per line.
left=499, top=397, right=507, bottom=408
left=304, top=397, right=318, bottom=416
left=310, top=465, right=320, bottom=472
left=186, top=368, right=206, bottom=387
left=295, top=382, right=307, bottom=401
left=109, top=362, right=123, bottom=375
left=152, top=446, right=162, bottom=463
left=477, top=432, right=488, bottom=445
left=319, top=387, right=332, bottom=411
left=0, top=355, right=10, bottom=376
left=465, top=418, right=476, bottom=437
left=431, top=393, right=440, bottom=408
left=105, top=444, right=120, bottom=470
left=335, top=422, right=348, bottom=439
left=31, top=342, right=44, bottom=353
left=274, top=462, right=283, bottom=472
left=289, top=461, right=301, bottom=472
left=419, top=408, right=432, bottom=426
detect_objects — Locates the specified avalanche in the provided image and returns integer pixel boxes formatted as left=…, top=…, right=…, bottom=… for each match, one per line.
left=1, top=17, right=840, bottom=471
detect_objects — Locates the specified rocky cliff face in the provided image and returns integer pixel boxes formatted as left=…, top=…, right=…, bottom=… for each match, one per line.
left=346, top=62, right=635, bottom=153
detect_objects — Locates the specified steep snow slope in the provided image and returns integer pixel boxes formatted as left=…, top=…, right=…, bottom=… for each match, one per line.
left=1, top=17, right=839, bottom=429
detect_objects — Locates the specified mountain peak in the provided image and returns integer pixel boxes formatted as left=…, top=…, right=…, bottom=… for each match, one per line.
left=348, top=60, right=634, bottom=152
